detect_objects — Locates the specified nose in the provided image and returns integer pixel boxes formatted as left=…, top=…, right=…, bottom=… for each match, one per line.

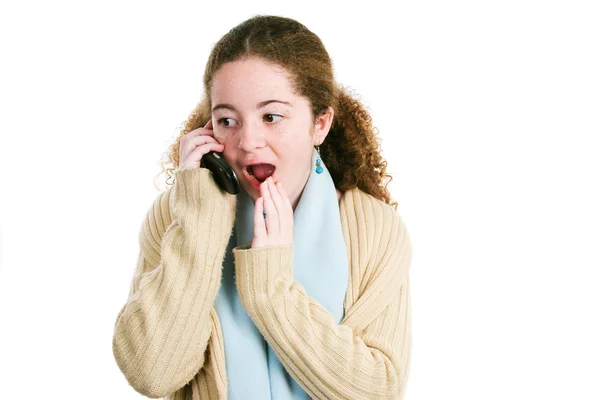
left=237, top=119, right=266, bottom=152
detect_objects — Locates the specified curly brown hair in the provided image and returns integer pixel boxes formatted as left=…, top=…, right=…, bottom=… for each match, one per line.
left=156, top=14, right=398, bottom=210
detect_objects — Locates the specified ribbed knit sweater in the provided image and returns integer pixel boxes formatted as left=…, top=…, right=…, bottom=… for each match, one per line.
left=112, top=167, right=412, bottom=400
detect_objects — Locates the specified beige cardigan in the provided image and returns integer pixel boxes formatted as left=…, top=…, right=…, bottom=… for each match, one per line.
left=112, top=167, right=412, bottom=399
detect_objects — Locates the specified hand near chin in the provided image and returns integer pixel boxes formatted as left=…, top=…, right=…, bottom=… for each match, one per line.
left=251, top=176, right=294, bottom=249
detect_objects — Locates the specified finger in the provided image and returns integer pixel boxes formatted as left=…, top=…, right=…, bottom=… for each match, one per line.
left=267, top=177, right=287, bottom=220
left=190, top=135, right=222, bottom=148
left=194, top=143, right=225, bottom=158
left=272, top=180, right=293, bottom=245
left=183, top=137, right=223, bottom=161
left=261, top=179, right=279, bottom=235
left=181, top=143, right=224, bottom=168
left=276, top=181, right=293, bottom=213
left=180, top=122, right=215, bottom=153
left=253, top=197, right=267, bottom=245
left=195, top=126, right=217, bottom=136
left=188, top=120, right=217, bottom=139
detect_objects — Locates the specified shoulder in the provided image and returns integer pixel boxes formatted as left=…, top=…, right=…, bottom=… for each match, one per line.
left=340, top=187, right=405, bottom=231
left=340, top=187, right=411, bottom=267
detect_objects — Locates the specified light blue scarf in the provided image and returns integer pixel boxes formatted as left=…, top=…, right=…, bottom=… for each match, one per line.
left=215, top=148, right=349, bottom=399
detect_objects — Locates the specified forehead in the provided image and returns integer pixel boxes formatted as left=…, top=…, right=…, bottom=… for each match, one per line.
left=211, top=58, right=296, bottom=102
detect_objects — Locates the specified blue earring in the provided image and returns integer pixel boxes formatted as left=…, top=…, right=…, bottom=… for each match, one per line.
left=315, top=146, right=323, bottom=174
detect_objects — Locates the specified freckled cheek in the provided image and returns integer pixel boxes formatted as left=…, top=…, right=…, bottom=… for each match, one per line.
left=213, top=131, right=237, bottom=152
left=212, top=129, right=228, bottom=143
left=218, top=136, right=241, bottom=169
left=277, top=139, right=298, bottom=156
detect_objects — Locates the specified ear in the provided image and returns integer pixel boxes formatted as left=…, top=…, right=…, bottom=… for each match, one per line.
left=312, top=106, right=335, bottom=146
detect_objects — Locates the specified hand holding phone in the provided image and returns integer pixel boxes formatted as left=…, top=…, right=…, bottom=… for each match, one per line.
left=178, top=119, right=240, bottom=194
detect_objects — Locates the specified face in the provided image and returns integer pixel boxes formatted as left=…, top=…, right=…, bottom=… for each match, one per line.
left=210, top=57, right=334, bottom=209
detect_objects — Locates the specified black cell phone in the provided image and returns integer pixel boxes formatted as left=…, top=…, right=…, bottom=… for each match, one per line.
left=200, top=151, right=240, bottom=195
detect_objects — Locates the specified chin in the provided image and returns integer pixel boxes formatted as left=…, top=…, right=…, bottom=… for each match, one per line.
left=243, top=185, right=258, bottom=199
left=237, top=178, right=258, bottom=199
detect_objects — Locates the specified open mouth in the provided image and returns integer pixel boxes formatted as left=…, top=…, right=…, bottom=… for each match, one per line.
left=246, top=164, right=276, bottom=183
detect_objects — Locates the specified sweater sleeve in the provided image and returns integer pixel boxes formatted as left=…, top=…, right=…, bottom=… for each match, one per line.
left=112, top=167, right=236, bottom=399
left=232, top=207, right=412, bottom=400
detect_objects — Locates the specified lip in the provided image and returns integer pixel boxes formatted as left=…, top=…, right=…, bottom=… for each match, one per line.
left=242, top=160, right=276, bottom=168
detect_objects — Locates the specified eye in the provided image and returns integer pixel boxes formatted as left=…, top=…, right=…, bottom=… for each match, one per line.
left=217, top=117, right=237, bottom=128
left=264, top=114, right=283, bottom=123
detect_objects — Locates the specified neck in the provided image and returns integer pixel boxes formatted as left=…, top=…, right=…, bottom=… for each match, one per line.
left=290, top=162, right=313, bottom=211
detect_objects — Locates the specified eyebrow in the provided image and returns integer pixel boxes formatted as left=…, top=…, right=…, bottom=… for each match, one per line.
left=212, top=99, right=291, bottom=112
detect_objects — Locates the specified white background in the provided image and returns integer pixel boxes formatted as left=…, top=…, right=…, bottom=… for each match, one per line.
left=1, top=1, right=599, bottom=399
